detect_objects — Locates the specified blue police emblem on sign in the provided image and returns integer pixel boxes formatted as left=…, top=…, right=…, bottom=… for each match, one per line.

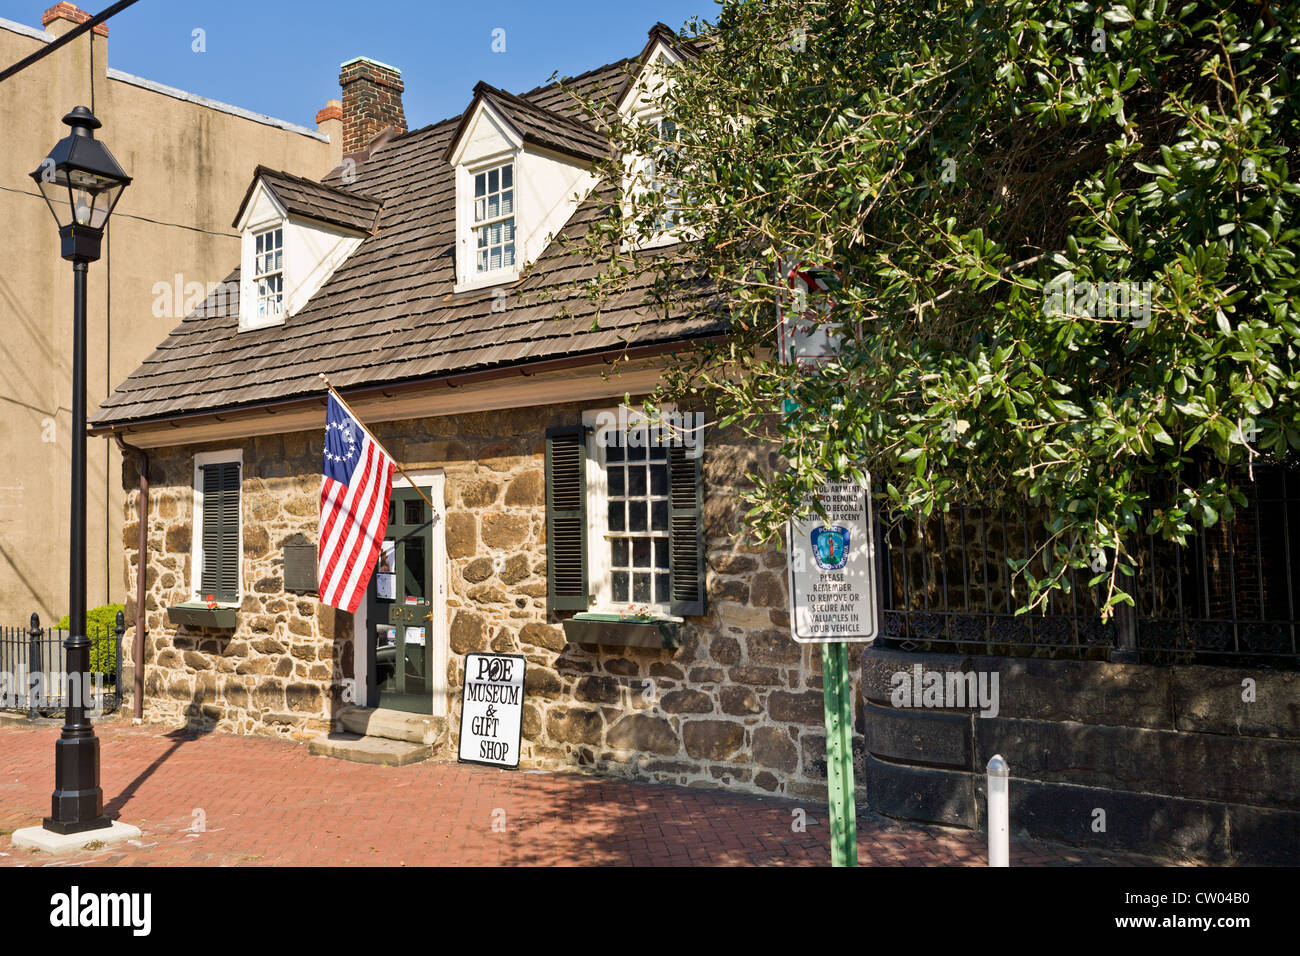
left=810, top=525, right=850, bottom=570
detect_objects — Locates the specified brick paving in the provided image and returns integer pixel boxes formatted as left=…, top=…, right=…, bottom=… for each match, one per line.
left=0, top=720, right=1175, bottom=867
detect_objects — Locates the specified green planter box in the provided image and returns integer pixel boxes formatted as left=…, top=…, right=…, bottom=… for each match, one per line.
left=562, top=614, right=680, bottom=649
left=167, top=602, right=237, bottom=629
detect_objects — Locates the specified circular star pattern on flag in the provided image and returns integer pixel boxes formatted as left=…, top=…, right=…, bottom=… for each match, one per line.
left=325, top=418, right=358, bottom=468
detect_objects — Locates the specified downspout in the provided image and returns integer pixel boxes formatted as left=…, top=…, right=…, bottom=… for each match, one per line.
left=114, top=431, right=148, bottom=720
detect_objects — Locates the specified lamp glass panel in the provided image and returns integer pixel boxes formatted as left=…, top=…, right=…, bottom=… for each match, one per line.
left=75, top=170, right=122, bottom=227
left=34, top=175, right=73, bottom=227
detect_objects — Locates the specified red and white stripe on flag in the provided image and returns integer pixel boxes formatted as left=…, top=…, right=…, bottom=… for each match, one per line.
left=318, top=394, right=395, bottom=613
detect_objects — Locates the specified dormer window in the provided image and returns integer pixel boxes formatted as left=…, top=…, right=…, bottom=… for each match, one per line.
left=445, top=83, right=605, bottom=293
left=232, top=167, right=381, bottom=331
left=610, top=29, right=692, bottom=251
left=473, top=162, right=516, bottom=274
left=254, top=227, right=284, bottom=320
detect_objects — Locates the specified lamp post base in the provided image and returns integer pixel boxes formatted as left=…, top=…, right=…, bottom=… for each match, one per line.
left=42, top=814, right=112, bottom=836
left=42, top=733, right=110, bottom=834
left=14, top=820, right=140, bottom=854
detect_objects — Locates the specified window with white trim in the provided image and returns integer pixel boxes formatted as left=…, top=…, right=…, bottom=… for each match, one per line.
left=190, top=450, right=243, bottom=605
left=645, top=116, right=679, bottom=231
left=473, top=162, right=516, bottom=274
left=253, top=227, right=284, bottom=321
left=623, top=113, right=682, bottom=247
left=542, top=408, right=705, bottom=619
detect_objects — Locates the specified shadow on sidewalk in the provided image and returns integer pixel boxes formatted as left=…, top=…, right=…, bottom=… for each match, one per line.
left=102, top=686, right=217, bottom=820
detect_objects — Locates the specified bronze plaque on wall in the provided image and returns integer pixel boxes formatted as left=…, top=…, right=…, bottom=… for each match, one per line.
left=283, top=536, right=318, bottom=594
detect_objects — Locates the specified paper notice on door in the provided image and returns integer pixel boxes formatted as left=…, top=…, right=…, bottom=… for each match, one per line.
left=405, top=627, right=426, bottom=646
left=376, top=541, right=396, bottom=600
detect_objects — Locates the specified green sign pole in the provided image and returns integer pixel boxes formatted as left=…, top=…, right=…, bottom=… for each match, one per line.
left=780, top=262, right=860, bottom=867
left=821, top=640, right=857, bottom=866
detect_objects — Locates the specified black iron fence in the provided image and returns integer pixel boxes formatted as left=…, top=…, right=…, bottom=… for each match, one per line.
left=878, top=464, right=1300, bottom=669
left=0, top=612, right=124, bottom=715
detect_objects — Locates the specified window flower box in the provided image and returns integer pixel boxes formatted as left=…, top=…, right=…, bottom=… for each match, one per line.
left=562, top=613, right=680, bottom=649
left=167, top=602, right=237, bottom=629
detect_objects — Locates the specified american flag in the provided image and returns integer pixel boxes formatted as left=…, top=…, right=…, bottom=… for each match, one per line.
left=318, top=393, right=395, bottom=613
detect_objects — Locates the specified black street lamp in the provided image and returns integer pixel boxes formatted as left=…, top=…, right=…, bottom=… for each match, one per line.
left=30, top=106, right=131, bottom=835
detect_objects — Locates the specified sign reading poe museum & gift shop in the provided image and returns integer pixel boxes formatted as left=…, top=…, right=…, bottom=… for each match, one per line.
left=787, top=479, right=878, bottom=644
left=458, top=653, right=526, bottom=768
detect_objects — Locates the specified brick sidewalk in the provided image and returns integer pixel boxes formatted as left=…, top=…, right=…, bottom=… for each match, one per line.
left=0, top=721, right=1173, bottom=866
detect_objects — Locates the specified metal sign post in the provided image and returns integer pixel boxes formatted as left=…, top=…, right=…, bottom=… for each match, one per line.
left=778, top=260, right=877, bottom=868
left=821, top=641, right=856, bottom=867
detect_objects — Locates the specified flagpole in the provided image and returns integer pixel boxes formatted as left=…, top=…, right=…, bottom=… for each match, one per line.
left=318, top=373, right=436, bottom=515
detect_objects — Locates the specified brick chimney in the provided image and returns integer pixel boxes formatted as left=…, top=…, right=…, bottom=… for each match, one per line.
left=41, top=2, right=108, bottom=36
left=339, top=57, right=406, bottom=154
left=316, top=99, right=344, bottom=171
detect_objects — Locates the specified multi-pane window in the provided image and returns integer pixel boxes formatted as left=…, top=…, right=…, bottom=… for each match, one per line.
left=650, top=117, right=677, bottom=208
left=473, top=163, right=515, bottom=273
left=605, top=439, right=672, bottom=607
left=254, top=227, right=283, bottom=319
left=632, top=116, right=680, bottom=235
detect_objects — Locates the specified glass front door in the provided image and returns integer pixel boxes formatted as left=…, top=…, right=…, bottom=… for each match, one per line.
left=367, top=487, right=435, bottom=714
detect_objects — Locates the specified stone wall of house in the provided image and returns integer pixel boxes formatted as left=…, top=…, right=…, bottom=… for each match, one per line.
left=118, top=400, right=866, bottom=799
left=120, top=430, right=345, bottom=739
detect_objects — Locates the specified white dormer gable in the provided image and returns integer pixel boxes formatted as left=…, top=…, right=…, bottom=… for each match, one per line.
left=447, top=88, right=602, bottom=294
left=447, top=98, right=523, bottom=169
left=233, top=176, right=372, bottom=331
left=618, top=36, right=683, bottom=120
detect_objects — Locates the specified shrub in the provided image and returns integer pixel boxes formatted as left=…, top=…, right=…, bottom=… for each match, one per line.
left=54, top=604, right=124, bottom=682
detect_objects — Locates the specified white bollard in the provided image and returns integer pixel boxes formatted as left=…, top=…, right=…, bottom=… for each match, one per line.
left=987, top=754, right=1009, bottom=867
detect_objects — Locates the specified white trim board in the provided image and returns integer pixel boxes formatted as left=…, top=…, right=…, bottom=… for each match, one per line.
left=103, top=361, right=670, bottom=449
left=352, top=471, right=449, bottom=716
left=0, top=19, right=325, bottom=141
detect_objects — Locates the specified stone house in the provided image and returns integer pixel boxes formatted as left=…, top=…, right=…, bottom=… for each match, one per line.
left=88, top=24, right=853, bottom=800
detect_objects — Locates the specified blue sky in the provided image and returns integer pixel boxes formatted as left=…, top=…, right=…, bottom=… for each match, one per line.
left=0, top=0, right=719, bottom=129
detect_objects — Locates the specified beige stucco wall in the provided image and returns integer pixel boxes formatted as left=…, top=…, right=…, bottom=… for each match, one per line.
left=0, top=14, right=338, bottom=626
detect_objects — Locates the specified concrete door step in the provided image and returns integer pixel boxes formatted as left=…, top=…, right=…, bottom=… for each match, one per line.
left=307, top=731, right=432, bottom=767
left=337, top=706, right=446, bottom=747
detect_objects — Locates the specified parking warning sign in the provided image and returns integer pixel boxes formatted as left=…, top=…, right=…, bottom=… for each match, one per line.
left=787, top=479, right=878, bottom=644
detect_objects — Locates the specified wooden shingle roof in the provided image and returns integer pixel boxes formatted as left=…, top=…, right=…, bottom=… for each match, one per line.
left=233, top=166, right=383, bottom=234
left=92, top=30, right=720, bottom=430
left=442, top=82, right=610, bottom=165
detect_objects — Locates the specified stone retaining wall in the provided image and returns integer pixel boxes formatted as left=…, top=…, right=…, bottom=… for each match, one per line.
left=117, top=401, right=865, bottom=799
left=860, top=644, right=1300, bottom=863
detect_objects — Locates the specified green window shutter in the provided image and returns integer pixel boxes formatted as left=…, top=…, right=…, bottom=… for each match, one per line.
left=668, top=432, right=705, bottom=617
left=545, top=426, right=589, bottom=612
left=200, top=461, right=241, bottom=603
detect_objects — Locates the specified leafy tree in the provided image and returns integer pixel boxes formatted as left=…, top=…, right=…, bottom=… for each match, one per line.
left=558, top=0, right=1300, bottom=613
